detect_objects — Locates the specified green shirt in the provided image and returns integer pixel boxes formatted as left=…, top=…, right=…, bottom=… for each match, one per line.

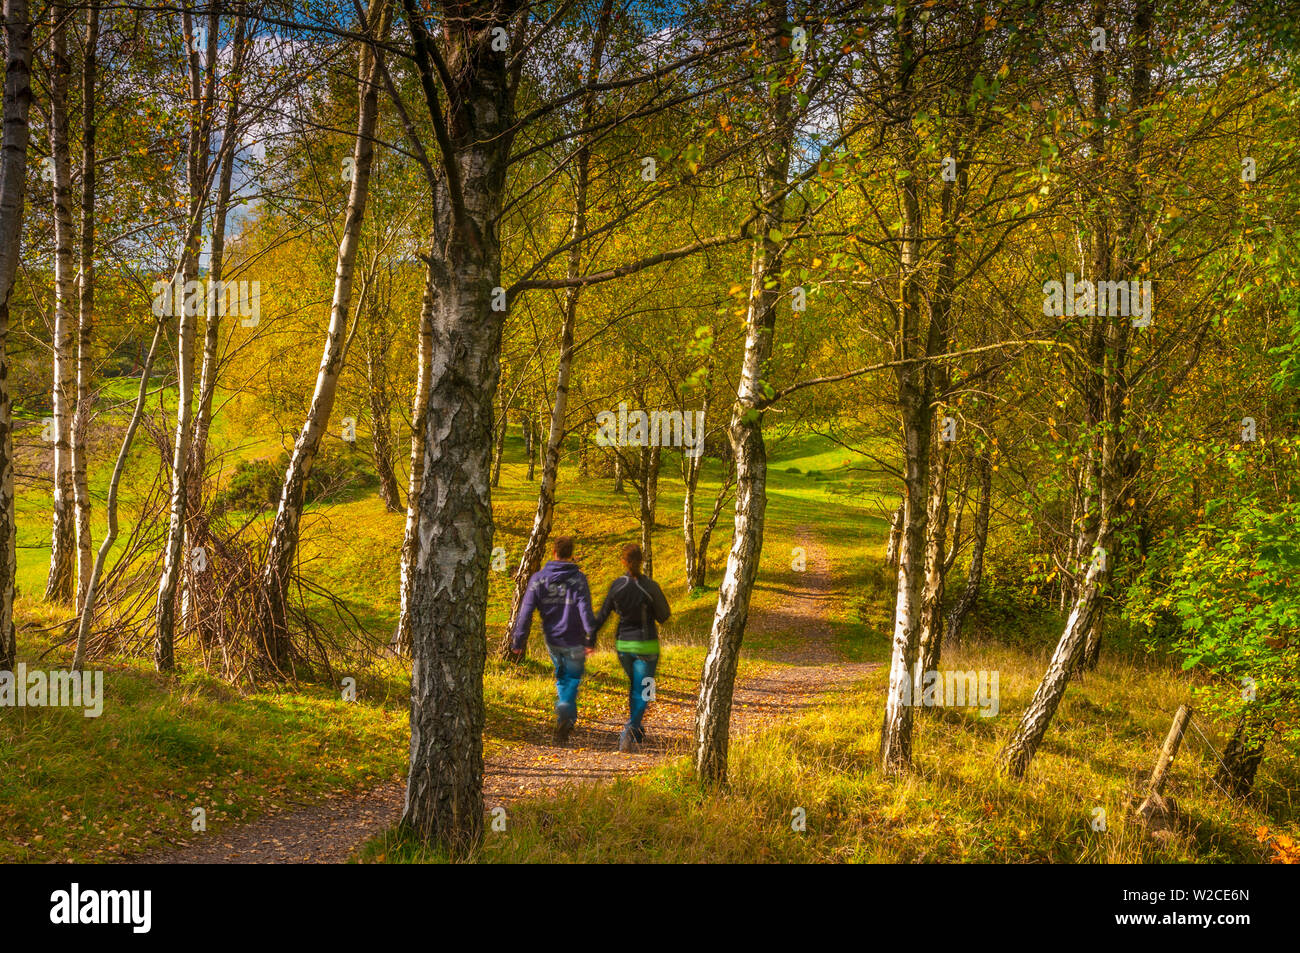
left=615, top=638, right=660, bottom=655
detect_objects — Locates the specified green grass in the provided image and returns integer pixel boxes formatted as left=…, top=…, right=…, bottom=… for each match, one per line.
left=361, top=633, right=1297, bottom=864
left=2, top=417, right=808, bottom=861
left=0, top=620, right=410, bottom=862
left=6, top=407, right=1297, bottom=864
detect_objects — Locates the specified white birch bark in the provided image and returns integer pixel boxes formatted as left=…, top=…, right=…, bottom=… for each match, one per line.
left=44, top=3, right=76, bottom=603
left=0, top=0, right=34, bottom=670
left=259, top=0, right=389, bottom=669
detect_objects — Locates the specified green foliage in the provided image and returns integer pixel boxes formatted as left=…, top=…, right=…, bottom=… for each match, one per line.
left=214, top=447, right=376, bottom=513
left=1128, top=495, right=1300, bottom=758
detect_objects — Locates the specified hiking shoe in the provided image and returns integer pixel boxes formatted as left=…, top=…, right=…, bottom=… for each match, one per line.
left=618, top=727, right=634, bottom=753
left=554, top=717, right=575, bottom=746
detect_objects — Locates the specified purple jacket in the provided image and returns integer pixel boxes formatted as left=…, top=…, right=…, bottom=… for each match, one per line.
left=511, top=560, right=599, bottom=651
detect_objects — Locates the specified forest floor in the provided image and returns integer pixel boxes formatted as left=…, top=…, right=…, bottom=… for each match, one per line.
left=136, top=530, right=876, bottom=863
left=4, top=424, right=1295, bottom=864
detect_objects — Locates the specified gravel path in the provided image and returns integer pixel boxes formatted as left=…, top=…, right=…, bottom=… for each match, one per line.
left=137, top=529, right=875, bottom=863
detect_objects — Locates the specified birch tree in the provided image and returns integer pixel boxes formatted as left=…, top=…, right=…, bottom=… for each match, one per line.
left=71, top=0, right=99, bottom=610
left=154, top=8, right=216, bottom=671
left=998, top=0, right=1153, bottom=777
left=500, top=0, right=613, bottom=657
left=259, top=0, right=390, bottom=670
left=398, top=0, right=523, bottom=853
left=0, top=0, right=33, bottom=672
left=43, top=1, right=77, bottom=603
left=693, top=0, right=794, bottom=786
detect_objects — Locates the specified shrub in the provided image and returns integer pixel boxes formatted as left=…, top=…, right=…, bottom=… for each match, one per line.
left=214, top=445, right=375, bottom=513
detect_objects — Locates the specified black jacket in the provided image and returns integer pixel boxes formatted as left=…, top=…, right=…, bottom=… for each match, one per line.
left=593, top=573, right=671, bottom=646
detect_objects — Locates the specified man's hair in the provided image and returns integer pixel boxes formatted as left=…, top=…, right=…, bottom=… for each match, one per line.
left=621, top=542, right=643, bottom=574
left=554, top=536, right=575, bottom=559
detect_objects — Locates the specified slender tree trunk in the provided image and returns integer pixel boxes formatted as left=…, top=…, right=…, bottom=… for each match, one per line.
left=944, top=450, right=991, bottom=649
left=682, top=349, right=716, bottom=589
left=365, top=317, right=402, bottom=512
left=259, top=1, right=387, bottom=671
left=613, top=452, right=624, bottom=492
left=999, top=0, right=1150, bottom=777
left=71, top=0, right=99, bottom=612
left=637, top=443, right=660, bottom=579
left=997, top=542, right=1109, bottom=777
left=394, top=261, right=435, bottom=654
left=878, top=4, right=931, bottom=776
left=184, top=10, right=245, bottom=642
left=191, top=11, right=245, bottom=473
left=74, top=319, right=165, bottom=670
left=915, top=432, right=951, bottom=679
left=153, top=8, right=208, bottom=671
left=524, top=411, right=538, bottom=481
left=490, top=400, right=506, bottom=486
left=1080, top=593, right=1106, bottom=670
left=885, top=503, right=903, bottom=568
left=499, top=0, right=610, bottom=657
left=0, top=0, right=34, bottom=672
left=399, top=0, right=520, bottom=856
left=693, top=0, right=793, bottom=786
left=690, top=459, right=734, bottom=590
left=44, top=4, right=77, bottom=604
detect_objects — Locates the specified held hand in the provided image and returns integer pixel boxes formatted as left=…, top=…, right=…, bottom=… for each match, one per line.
left=585, top=647, right=595, bottom=656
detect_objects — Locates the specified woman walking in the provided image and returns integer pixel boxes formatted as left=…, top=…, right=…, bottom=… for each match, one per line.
left=593, top=543, right=671, bottom=752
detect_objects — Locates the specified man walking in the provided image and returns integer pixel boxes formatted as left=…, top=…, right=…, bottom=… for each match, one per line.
left=510, top=537, right=598, bottom=745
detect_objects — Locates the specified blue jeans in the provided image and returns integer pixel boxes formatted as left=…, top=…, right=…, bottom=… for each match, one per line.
left=548, top=644, right=587, bottom=723
left=617, top=651, right=659, bottom=740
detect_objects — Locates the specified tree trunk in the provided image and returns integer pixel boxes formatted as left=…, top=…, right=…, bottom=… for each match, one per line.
left=1215, top=715, right=1267, bottom=796
left=944, top=450, right=991, bottom=649
left=399, top=0, right=519, bottom=857
left=0, top=0, right=34, bottom=672
left=365, top=314, right=402, bottom=512
left=682, top=392, right=710, bottom=588
left=44, top=3, right=76, bottom=604
left=523, top=411, right=535, bottom=481
left=997, top=544, right=1108, bottom=777
left=613, top=452, right=624, bottom=492
left=191, top=10, right=245, bottom=475
left=394, top=261, right=435, bottom=655
left=637, top=443, right=660, bottom=579
left=74, top=320, right=166, bottom=669
left=259, top=1, right=387, bottom=672
left=499, top=0, right=610, bottom=657
left=153, top=7, right=209, bottom=671
left=693, top=0, right=792, bottom=786
left=885, top=503, right=903, bottom=569
left=490, top=399, right=506, bottom=487
left=71, top=0, right=99, bottom=612
left=184, top=10, right=245, bottom=643
left=916, top=432, right=951, bottom=679
left=878, top=3, right=931, bottom=776
left=998, top=0, right=1151, bottom=777
left=880, top=388, right=931, bottom=774
left=1080, top=597, right=1106, bottom=670
left=690, top=459, right=734, bottom=590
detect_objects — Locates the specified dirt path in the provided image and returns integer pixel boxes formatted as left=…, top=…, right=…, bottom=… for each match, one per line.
left=137, top=529, right=875, bottom=863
